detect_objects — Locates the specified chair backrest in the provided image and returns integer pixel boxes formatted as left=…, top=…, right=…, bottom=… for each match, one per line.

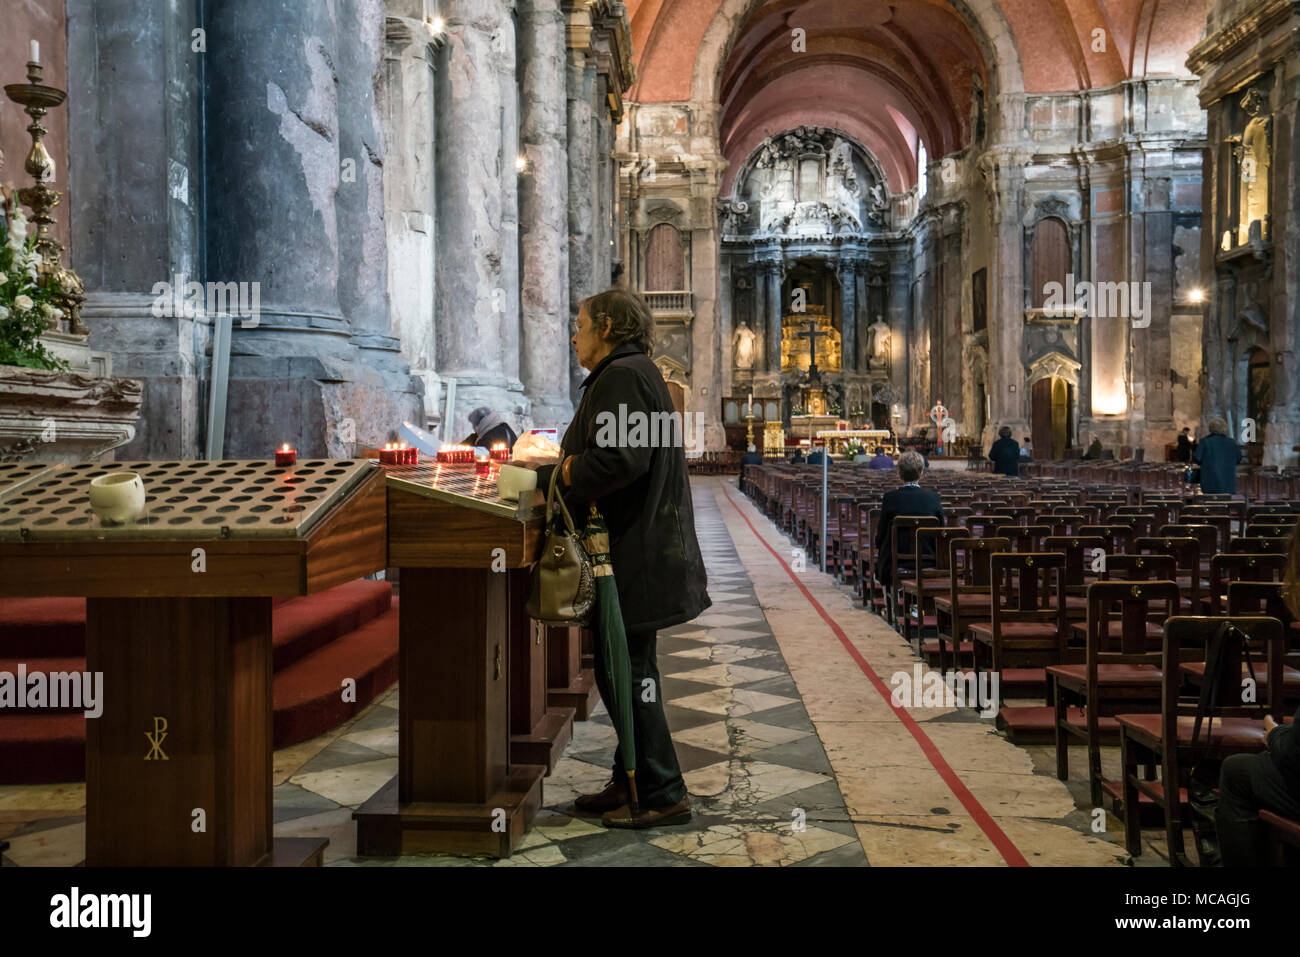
left=1208, top=553, right=1286, bottom=616
left=1135, top=536, right=1200, bottom=609
left=993, top=524, right=1051, bottom=552
left=1159, top=524, right=1218, bottom=559
left=949, top=537, right=1012, bottom=591
left=1084, top=580, right=1180, bottom=663
left=1162, top=616, right=1287, bottom=726
left=890, top=515, right=942, bottom=581
left=1102, top=553, right=1177, bottom=581
left=1043, top=535, right=1108, bottom=587
left=1247, top=521, right=1293, bottom=538
left=989, top=552, right=1068, bottom=641
left=1044, top=512, right=1089, bottom=536
left=1226, top=581, right=1294, bottom=624
left=915, top=526, right=968, bottom=573
left=1079, top=524, right=1134, bottom=555
left=1228, top=536, right=1289, bottom=555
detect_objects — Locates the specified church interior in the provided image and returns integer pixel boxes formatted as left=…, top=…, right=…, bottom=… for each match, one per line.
left=2, top=0, right=1300, bottom=893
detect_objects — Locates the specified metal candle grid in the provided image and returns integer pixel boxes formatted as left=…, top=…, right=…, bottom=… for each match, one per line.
left=0, top=459, right=377, bottom=541
left=382, top=461, right=540, bottom=521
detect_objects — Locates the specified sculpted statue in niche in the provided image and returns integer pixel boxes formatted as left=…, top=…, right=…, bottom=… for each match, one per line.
left=865, top=316, right=891, bottom=367
left=732, top=319, right=757, bottom=370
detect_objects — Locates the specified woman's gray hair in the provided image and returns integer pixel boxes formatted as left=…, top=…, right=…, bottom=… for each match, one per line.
left=580, top=288, right=655, bottom=357
left=897, top=451, right=926, bottom=482
left=1208, top=417, right=1228, bottom=435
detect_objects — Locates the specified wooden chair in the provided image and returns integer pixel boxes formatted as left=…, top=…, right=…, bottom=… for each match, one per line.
left=1078, top=524, right=1133, bottom=555
left=1260, top=810, right=1300, bottom=866
left=1247, top=521, right=1293, bottom=539
left=1118, top=616, right=1286, bottom=864
left=932, top=537, right=1010, bottom=674
left=1228, top=536, right=1290, bottom=555
left=993, top=524, right=1051, bottom=552
left=1136, top=536, right=1202, bottom=613
left=1204, top=554, right=1286, bottom=616
left=1049, top=580, right=1180, bottom=806
left=901, top=526, right=968, bottom=652
left=887, top=515, right=942, bottom=626
left=969, top=552, right=1070, bottom=707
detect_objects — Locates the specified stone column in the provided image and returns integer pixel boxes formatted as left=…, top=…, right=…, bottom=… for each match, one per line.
left=68, top=0, right=204, bottom=458
left=204, top=0, right=360, bottom=456
left=434, top=0, right=525, bottom=435
left=836, top=259, right=857, bottom=372
left=565, top=49, right=596, bottom=397
left=765, top=261, right=783, bottom=373
left=518, top=0, right=573, bottom=427
left=381, top=11, right=443, bottom=422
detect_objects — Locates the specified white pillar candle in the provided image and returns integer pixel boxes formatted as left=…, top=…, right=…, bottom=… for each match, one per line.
left=30, top=40, right=39, bottom=63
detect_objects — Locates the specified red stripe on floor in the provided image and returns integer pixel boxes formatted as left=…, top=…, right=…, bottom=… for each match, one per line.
left=721, top=490, right=1030, bottom=867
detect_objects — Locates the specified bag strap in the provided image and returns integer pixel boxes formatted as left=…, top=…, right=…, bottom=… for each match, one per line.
left=545, top=461, right=579, bottom=537
left=1193, top=619, right=1233, bottom=748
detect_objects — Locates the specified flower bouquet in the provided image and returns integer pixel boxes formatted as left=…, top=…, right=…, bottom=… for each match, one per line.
left=0, top=189, right=68, bottom=370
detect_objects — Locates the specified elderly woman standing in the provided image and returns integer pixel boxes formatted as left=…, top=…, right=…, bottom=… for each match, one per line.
left=530, top=288, right=710, bottom=829
left=1193, top=417, right=1243, bottom=495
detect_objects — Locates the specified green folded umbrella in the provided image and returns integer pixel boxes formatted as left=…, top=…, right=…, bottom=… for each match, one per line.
left=581, top=505, right=639, bottom=811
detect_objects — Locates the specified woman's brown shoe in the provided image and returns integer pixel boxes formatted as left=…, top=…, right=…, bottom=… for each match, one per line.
left=573, top=778, right=628, bottom=815
left=601, top=797, right=692, bottom=829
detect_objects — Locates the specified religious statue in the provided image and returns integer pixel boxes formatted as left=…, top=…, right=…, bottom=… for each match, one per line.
left=928, top=399, right=949, bottom=453
left=732, top=319, right=757, bottom=370
left=869, top=182, right=889, bottom=210
left=866, top=316, right=891, bottom=367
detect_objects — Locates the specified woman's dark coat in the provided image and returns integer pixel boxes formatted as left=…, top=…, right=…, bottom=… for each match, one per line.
left=538, top=342, right=711, bottom=631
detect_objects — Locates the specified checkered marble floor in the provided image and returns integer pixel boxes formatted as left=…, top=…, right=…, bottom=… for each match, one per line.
left=0, top=477, right=1174, bottom=867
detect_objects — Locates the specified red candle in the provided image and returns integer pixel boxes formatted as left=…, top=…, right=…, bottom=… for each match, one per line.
left=276, top=443, right=297, bottom=466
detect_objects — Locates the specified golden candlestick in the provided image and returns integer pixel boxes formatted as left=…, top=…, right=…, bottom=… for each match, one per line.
left=5, top=59, right=86, bottom=335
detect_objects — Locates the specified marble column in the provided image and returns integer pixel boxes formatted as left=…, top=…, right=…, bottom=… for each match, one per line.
left=765, top=261, right=783, bottom=374
left=519, top=0, right=573, bottom=427
left=68, top=0, right=204, bottom=458
left=565, top=50, right=596, bottom=398
left=381, top=11, right=443, bottom=421
left=836, top=259, right=858, bottom=372
left=204, top=0, right=358, bottom=456
left=434, top=0, right=525, bottom=436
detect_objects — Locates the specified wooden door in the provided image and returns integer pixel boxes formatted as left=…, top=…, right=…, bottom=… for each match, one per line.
left=667, top=381, right=685, bottom=415
left=1051, top=377, right=1069, bottom=459
left=1032, top=378, right=1052, bottom=460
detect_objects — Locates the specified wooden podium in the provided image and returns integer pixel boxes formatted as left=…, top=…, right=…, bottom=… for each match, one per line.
left=0, top=458, right=387, bottom=866
left=354, top=463, right=550, bottom=857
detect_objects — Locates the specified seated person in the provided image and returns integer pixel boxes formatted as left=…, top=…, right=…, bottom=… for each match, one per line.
left=1020, top=437, right=1032, bottom=460
left=988, top=426, right=1020, bottom=476
left=873, top=451, right=944, bottom=591
left=867, top=446, right=895, bottom=470
left=462, top=406, right=519, bottom=452
left=806, top=445, right=826, bottom=466
left=1217, top=531, right=1300, bottom=865
left=791, top=448, right=805, bottom=464
left=739, top=444, right=763, bottom=489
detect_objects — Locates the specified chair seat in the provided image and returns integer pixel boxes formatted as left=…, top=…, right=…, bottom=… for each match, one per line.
left=1047, top=663, right=1162, bottom=690
left=1180, top=662, right=1300, bottom=689
left=932, top=593, right=993, bottom=614
left=969, top=621, right=1064, bottom=646
left=1069, top=620, right=1164, bottom=642
left=901, top=578, right=950, bottom=597
left=1115, top=713, right=1269, bottom=750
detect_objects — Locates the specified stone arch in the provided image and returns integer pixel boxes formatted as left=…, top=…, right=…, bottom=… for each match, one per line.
left=1026, top=351, right=1081, bottom=387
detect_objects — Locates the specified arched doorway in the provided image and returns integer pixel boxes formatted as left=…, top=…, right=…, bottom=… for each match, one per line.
left=1031, top=376, right=1071, bottom=460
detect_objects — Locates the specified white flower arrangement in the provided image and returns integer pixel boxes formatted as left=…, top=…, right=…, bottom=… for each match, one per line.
left=0, top=192, right=68, bottom=370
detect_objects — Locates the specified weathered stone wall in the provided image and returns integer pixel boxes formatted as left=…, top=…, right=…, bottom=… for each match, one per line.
left=1190, top=0, right=1300, bottom=467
